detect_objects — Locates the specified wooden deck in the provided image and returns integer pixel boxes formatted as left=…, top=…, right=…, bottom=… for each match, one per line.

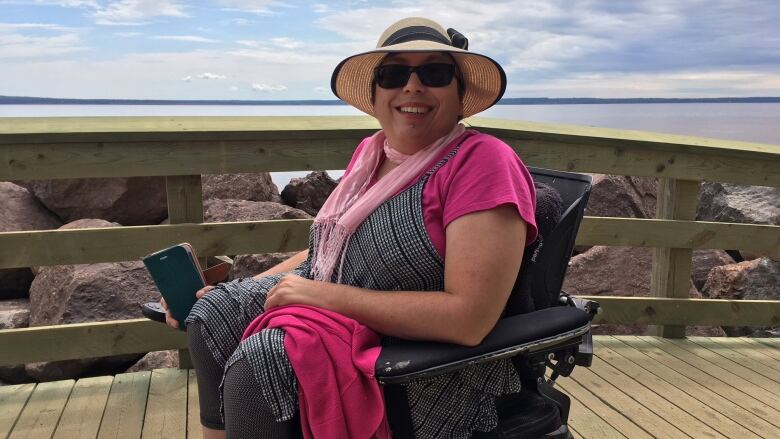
left=1, top=336, right=779, bottom=438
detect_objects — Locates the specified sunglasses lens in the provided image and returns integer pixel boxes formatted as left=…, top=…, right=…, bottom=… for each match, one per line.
left=375, top=63, right=455, bottom=89
left=375, top=65, right=411, bottom=89
left=417, top=64, right=455, bottom=87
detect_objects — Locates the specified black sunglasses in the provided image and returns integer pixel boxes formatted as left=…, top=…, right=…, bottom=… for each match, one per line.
left=374, top=63, right=456, bottom=89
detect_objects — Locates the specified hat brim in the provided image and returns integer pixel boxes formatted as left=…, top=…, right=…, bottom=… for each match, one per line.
left=331, top=41, right=506, bottom=118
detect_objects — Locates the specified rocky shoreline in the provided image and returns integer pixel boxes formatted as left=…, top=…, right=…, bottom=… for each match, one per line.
left=1, top=172, right=777, bottom=383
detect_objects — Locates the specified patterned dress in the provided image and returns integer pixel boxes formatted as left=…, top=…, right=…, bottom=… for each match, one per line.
left=186, top=141, right=522, bottom=438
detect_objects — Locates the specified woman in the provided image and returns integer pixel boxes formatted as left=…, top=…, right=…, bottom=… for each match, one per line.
left=163, top=17, right=538, bottom=439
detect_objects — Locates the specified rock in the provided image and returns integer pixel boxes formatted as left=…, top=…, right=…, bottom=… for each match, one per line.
left=564, top=246, right=713, bottom=335
left=281, top=171, right=338, bottom=216
left=0, top=298, right=30, bottom=329
left=17, top=177, right=167, bottom=226
left=585, top=175, right=657, bottom=219
left=25, top=219, right=158, bottom=381
left=126, top=350, right=179, bottom=373
left=0, top=298, right=34, bottom=383
left=203, top=173, right=281, bottom=203
left=204, top=199, right=311, bottom=222
left=692, top=250, right=735, bottom=291
left=230, top=252, right=300, bottom=280
left=702, top=257, right=780, bottom=337
left=697, top=182, right=780, bottom=225
left=0, top=182, right=63, bottom=299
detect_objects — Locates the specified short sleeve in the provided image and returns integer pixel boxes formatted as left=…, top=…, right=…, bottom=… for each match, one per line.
left=436, top=134, right=538, bottom=246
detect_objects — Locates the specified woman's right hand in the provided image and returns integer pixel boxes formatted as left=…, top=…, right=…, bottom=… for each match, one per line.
left=160, top=285, right=216, bottom=329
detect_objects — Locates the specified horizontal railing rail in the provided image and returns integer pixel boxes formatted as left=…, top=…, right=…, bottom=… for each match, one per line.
left=1, top=115, right=779, bottom=363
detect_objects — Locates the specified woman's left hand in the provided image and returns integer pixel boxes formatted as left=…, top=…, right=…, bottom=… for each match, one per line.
left=264, top=274, right=333, bottom=310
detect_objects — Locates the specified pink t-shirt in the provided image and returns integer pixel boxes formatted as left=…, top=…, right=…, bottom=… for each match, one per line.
left=344, top=130, right=538, bottom=258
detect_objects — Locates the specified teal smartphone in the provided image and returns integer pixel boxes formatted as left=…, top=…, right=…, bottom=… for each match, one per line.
left=143, top=243, right=205, bottom=330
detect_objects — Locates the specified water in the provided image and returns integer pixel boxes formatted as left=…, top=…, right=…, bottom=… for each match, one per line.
left=2, top=103, right=778, bottom=188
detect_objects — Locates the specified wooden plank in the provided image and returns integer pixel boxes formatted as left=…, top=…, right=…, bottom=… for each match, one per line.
left=746, top=338, right=780, bottom=361
left=639, top=336, right=780, bottom=407
left=0, top=220, right=312, bottom=269
left=617, top=336, right=780, bottom=428
left=687, top=337, right=780, bottom=377
left=0, top=383, right=35, bottom=438
left=2, top=217, right=777, bottom=270
left=165, top=174, right=203, bottom=370
left=187, top=370, right=200, bottom=439
left=0, top=319, right=186, bottom=366
left=2, top=116, right=779, bottom=186
left=97, top=371, right=150, bottom=439
left=582, top=296, right=780, bottom=326
left=597, top=337, right=780, bottom=436
left=142, top=368, right=188, bottom=439
left=594, top=342, right=759, bottom=438
left=588, top=351, right=724, bottom=438
left=575, top=218, right=780, bottom=255
left=569, top=367, right=686, bottom=437
left=9, top=380, right=74, bottom=439
left=667, top=338, right=780, bottom=393
left=53, top=376, right=113, bottom=439
left=556, top=375, right=650, bottom=439
left=565, top=396, right=627, bottom=439
left=648, top=178, right=698, bottom=338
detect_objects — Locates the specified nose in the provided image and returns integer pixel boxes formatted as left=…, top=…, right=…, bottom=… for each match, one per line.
left=403, top=71, right=425, bottom=93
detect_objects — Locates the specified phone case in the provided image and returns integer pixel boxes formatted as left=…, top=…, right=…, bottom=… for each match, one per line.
left=143, top=244, right=206, bottom=330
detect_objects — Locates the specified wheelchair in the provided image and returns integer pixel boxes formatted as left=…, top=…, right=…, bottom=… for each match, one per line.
left=376, top=167, right=598, bottom=439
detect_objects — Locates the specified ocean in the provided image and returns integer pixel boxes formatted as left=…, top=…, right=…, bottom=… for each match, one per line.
left=2, top=103, right=778, bottom=188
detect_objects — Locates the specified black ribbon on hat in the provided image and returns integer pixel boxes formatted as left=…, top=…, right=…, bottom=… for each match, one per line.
left=447, top=28, right=468, bottom=50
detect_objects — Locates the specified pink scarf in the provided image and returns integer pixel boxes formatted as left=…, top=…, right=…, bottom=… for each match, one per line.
left=310, top=124, right=466, bottom=282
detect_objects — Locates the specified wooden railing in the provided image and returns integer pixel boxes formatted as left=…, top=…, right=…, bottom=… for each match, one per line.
left=1, top=116, right=778, bottom=366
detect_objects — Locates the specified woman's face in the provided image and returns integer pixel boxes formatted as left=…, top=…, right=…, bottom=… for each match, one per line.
left=373, top=52, right=463, bottom=153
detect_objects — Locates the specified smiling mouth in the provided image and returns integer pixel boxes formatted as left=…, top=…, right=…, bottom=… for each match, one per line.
left=398, top=106, right=430, bottom=115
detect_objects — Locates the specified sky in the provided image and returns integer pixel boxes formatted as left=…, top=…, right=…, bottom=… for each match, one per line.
left=1, top=0, right=779, bottom=100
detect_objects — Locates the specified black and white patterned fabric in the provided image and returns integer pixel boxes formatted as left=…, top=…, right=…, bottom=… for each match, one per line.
left=186, top=140, right=522, bottom=438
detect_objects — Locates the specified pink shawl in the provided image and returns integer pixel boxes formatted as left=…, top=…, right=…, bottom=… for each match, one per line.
left=310, top=124, right=466, bottom=282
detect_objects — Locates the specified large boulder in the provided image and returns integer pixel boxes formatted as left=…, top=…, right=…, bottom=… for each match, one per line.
left=25, top=219, right=159, bottom=381
left=698, top=182, right=780, bottom=225
left=563, top=246, right=722, bottom=336
left=231, top=252, right=300, bottom=280
left=126, top=350, right=178, bottom=373
left=0, top=182, right=63, bottom=299
left=702, top=257, right=780, bottom=337
left=584, top=175, right=657, bottom=219
left=281, top=171, right=338, bottom=216
left=204, top=199, right=311, bottom=222
left=17, top=177, right=167, bottom=226
left=692, top=250, right=735, bottom=292
left=203, top=173, right=281, bottom=203
left=0, top=299, right=33, bottom=384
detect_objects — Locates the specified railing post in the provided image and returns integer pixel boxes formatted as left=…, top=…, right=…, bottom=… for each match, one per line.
left=648, top=178, right=700, bottom=338
left=165, top=175, right=204, bottom=369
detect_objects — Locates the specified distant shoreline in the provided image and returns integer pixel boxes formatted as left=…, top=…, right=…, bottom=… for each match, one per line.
left=2, top=95, right=780, bottom=106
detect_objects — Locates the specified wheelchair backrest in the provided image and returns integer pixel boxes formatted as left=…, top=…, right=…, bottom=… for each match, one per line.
left=505, top=167, right=592, bottom=316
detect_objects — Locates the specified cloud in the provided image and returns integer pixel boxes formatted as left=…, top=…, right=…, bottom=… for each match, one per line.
left=217, top=0, right=278, bottom=16
left=154, top=35, right=221, bottom=43
left=93, top=0, right=188, bottom=25
left=198, top=72, right=226, bottom=79
left=181, top=75, right=192, bottom=81
left=114, top=31, right=142, bottom=37
left=312, top=3, right=329, bottom=14
left=252, top=83, right=287, bottom=92
left=229, top=85, right=239, bottom=91
left=270, top=37, right=303, bottom=49
left=0, top=23, right=88, bottom=59
left=314, top=86, right=328, bottom=94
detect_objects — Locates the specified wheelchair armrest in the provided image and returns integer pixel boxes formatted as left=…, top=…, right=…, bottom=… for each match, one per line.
left=375, top=306, right=591, bottom=385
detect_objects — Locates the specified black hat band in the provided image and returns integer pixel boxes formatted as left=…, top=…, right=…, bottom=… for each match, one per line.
left=382, top=26, right=452, bottom=47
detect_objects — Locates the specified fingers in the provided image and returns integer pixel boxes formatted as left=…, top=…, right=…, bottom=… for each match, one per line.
left=196, top=285, right=215, bottom=299
left=159, top=298, right=179, bottom=329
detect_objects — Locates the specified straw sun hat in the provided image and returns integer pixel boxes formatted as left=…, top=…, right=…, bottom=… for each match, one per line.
left=330, top=17, right=507, bottom=118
